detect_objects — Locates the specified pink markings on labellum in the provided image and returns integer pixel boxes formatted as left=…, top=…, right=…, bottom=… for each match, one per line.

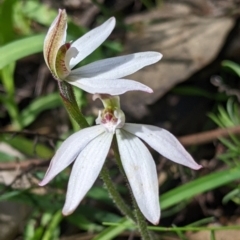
left=56, top=42, right=71, bottom=78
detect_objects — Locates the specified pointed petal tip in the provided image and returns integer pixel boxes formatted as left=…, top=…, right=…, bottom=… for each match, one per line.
left=146, top=51, right=163, bottom=62
left=107, top=16, right=116, bottom=27
left=147, top=87, right=154, bottom=93
left=62, top=209, right=71, bottom=216
left=140, top=85, right=153, bottom=94
left=131, top=83, right=153, bottom=94
left=44, top=7, right=68, bottom=79
left=189, top=162, right=202, bottom=170
left=38, top=179, right=48, bottom=187
left=156, top=52, right=163, bottom=61
left=58, top=9, right=67, bottom=16
left=147, top=212, right=160, bottom=225
left=38, top=182, right=44, bottom=187
left=104, top=16, right=116, bottom=34
left=109, top=16, right=116, bottom=22
left=70, top=78, right=153, bottom=95
left=54, top=9, right=67, bottom=23
left=152, top=219, right=160, bottom=225
left=194, top=164, right=203, bottom=170
left=62, top=205, right=76, bottom=216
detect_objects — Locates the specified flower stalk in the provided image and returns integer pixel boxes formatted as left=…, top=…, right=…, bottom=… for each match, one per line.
left=58, top=81, right=88, bottom=129
left=100, top=165, right=135, bottom=221
left=133, top=199, right=153, bottom=240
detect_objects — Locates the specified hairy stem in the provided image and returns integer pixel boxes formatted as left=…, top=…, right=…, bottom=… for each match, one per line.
left=58, top=81, right=88, bottom=129
left=133, top=199, right=152, bottom=240
left=100, top=166, right=135, bottom=221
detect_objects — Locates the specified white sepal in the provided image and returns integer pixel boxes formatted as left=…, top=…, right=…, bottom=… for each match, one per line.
left=116, top=129, right=160, bottom=225
left=67, top=78, right=153, bottom=95
left=39, top=125, right=105, bottom=186
left=62, top=132, right=113, bottom=215
left=70, top=52, right=162, bottom=79
left=43, top=9, right=67, bottom=78
left=66, top=17, right=116, bottom=69
left=123, top=123, right=202, bottom=170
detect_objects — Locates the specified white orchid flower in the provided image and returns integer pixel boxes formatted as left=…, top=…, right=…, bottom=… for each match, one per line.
left=39, top=95, right=202, bottom=225
left=43, top=9, right=162, bottom=95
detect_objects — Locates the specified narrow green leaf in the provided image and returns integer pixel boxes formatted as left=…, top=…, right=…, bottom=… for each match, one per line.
left=222, top=60, right=240, bottom=78
left=218, top=138, right=238, bottom=152
left=222, top=188, right=240, bottom=204
left=0, top=0, right=17, bottom=44
left=210, top=230, right=216, bottom=240
left=0, top=151, right=16, bottom=161
left=186, top=217, right=215, bottom=227
left=20, top=1, right=57, bottom=26
left=160, top=167, right=240, bottom=209
left=0, top=34, right=45, bottom=69
left=93, top=218, right=133, bottom=240
left=25, top=219, right=36, bottom=240
left=172, top=224, right=187, bottom=240
left=218, top=105, right=234, bottom=127
left=0, top=189, right=23, bottom=201
left=0, top=62, right=22, bottom=129
left=0, top=62, right=16, bottom=95
left=20, top=93, right=62, bottom=128
left=0, top=94, right=22, bottom=129
left=171, top=86, right=226, bottom=101
left=208, top=113, right=224, bottom=128
left=0, top=134, right=53, bottom=159
left=42, top=210, right=62, bottom=240
left=14, top=1, right=32, bottom=35
left=67, top=215, right=103, bottom=232
left=149, top=225, right=240, bottom=232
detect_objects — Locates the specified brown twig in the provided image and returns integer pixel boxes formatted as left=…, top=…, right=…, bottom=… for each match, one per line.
left=178, top=125, right=240, bottom=146
left=0, top=129, right=63, bottom=141
left=0, top=159, right=50, bottom=170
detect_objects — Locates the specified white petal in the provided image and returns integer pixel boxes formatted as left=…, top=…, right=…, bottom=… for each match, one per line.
left=39, top=125, right=105, bottom=186
left=70, top=52, right=162, bottom=80
left=62, top=132, right=113, bottom=215
left=123, top=124, right=202, bottom=170
left=66, top=17, right=116, bottom=69
left=67, top=78, right=153, bottom=95
left=116, top=129, right=160, bottom=225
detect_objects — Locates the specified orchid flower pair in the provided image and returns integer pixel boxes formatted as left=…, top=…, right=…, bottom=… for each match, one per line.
left=43, top=9, right=161, bottom=95
left=40, top=9, right=202, bottom=225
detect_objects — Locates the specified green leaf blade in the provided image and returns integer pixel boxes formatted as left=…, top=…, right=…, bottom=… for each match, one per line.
left=0, top=34, right=45, bottom=69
